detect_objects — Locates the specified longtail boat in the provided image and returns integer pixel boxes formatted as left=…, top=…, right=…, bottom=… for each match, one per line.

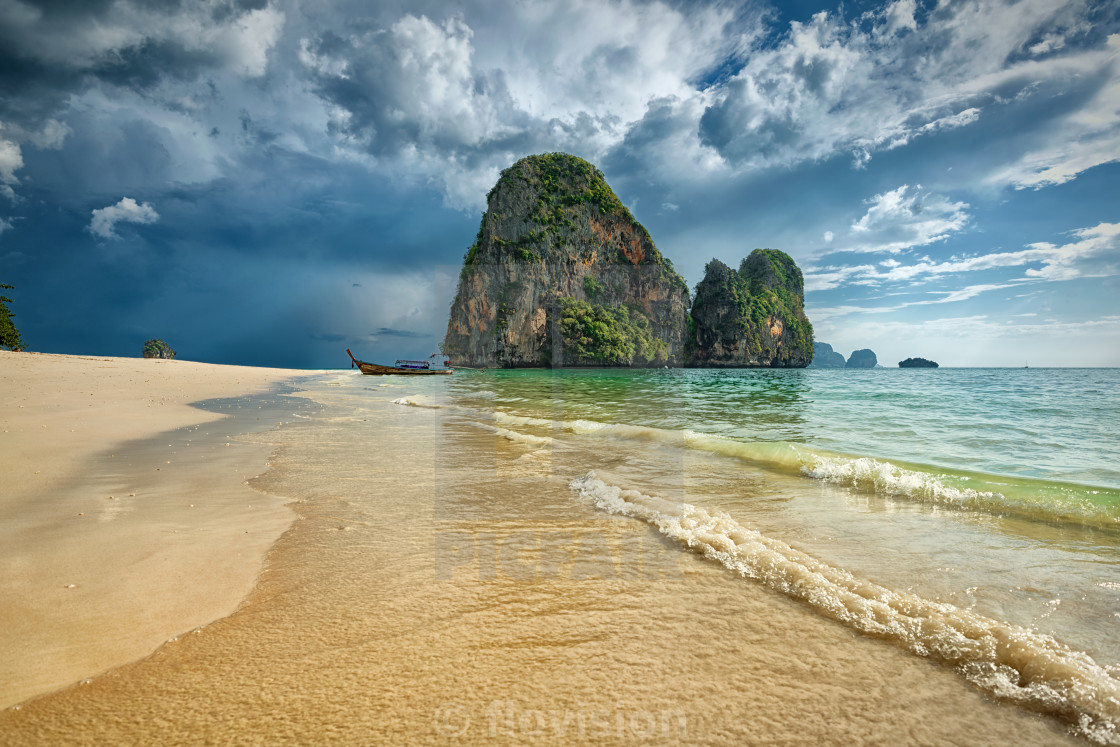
left=346, top=349, right=453, bottom=375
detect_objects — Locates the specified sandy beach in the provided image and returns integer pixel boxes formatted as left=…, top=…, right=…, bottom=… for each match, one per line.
left=0, top=351, right=313, bottom=709
left=0, top=364, right=1084, bottom=745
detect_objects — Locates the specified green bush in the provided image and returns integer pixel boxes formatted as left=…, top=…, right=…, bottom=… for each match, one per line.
left=0, top=283, right=24, bottom=350
left=556, top=297, right=667, bottom=365
left=583, top=275, right=605, bottom=299
left=142, top=339, right=176, bottom=359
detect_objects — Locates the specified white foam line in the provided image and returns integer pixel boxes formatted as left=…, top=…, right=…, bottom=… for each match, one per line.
left=470, top=421, right=553, bottom=447
left=391, top=396, right=440, bottom=409
left=569, top=472, right=1120, bottom=745
left=550, top=417, right=1116, bottom=527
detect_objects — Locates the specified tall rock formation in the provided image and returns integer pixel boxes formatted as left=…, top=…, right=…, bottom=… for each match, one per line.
left=444, top=154, right=690, bottom=367
left=809, top=342, right=846, bottom=368
left=686, top=250, right=814, bottom=367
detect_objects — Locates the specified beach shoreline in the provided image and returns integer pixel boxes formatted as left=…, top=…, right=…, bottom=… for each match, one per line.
left=0, top=351, right=318, bottom=708
left=0, top=363, right=1098, bottom=744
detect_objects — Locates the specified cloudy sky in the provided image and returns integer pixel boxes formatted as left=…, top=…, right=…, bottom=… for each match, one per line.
left=1, top=0, right=1117, bottom=368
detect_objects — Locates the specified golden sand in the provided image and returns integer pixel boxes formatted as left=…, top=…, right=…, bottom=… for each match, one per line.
left=0, top=371, right=1078, bottom=744
left=0, top=351, right=313, bottom=708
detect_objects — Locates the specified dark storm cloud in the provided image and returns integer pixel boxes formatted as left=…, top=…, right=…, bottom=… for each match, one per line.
left=1, top=0, right=1117, bottom=367
left=373, top=328, right=424, bottom=338
left=0, top=0, right=258, bottom=118
left=301, top=18, right=526, bottom=160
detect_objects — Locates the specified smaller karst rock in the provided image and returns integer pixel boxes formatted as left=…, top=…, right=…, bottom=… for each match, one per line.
left=809, top=342, right=846, bottom=368
left=899, top=357, right=938, bottom=368
left=846, top=348, right=877, bottom=368
left=687, top=250, right=814, bottom=368
left=142, top=339, right=176, bottom=359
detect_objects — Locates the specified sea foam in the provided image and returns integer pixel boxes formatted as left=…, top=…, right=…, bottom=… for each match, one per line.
left=569, top=471, right=1120, bottom=745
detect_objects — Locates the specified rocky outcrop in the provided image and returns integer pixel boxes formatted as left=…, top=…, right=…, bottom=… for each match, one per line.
left=142, top=339, right=175, bottom=359
left=899, top=357, right=938, bottom=368
left=444, top=154, right=690, bottom=367
left=846, top=348, right=878, bottom=368
left=809, top=342, right=846, bottom=368
left=686, top=250, right=813, bottom=367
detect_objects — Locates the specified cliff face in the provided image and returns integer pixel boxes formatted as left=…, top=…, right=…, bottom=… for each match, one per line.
left=809, top=342, right=846, bottom=368
left=444, top=154, right=690, bottom=367
left=686, top=250, right=813, bottom=368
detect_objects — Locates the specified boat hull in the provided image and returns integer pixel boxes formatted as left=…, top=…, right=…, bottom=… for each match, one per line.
left=356, top=362, right=452, bottom=376
left=346, top=349, right=453, bottom=376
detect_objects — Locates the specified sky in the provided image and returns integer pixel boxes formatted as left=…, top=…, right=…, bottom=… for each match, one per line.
left=0, top=0, right=1118, bottom=368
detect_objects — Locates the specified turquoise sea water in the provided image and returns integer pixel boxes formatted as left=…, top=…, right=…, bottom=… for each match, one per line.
left=368, top=366, right=1120, bottom=743
left=440, top=367, right=1120, bottom=523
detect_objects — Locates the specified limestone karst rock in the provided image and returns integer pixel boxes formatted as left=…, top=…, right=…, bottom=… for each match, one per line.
left=443, top=154, right=690, bottom=367
left=444, top=153, right=815, bottom=369
left=686, top=250, right=813, bottom=367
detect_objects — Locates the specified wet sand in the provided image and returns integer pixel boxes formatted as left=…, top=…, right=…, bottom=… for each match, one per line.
left=0, top=351, right=313, bottom=708
left=0, top=371, right=1077, bottom=744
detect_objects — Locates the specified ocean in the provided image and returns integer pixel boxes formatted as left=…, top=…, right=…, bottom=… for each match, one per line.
left=4, top=366, right=1117, bottom=744
left=387, top=366, right=1120, bottom=743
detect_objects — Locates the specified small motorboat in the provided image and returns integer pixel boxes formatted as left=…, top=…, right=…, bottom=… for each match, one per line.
left=346, top=349, right=453, bottom=375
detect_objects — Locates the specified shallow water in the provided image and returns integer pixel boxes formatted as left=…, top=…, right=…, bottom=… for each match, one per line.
left=1, top=367, right=1114, bottom=744
left=391, top=366, right=1120, bottom=743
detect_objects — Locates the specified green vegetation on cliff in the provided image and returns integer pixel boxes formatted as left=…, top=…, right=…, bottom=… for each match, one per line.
left=554, top=297, right=668, bottom=366
left=688, top=249, right=813, bottom=367
left=488, top=152, right=630, bottom=224
left=739, top=249, right=813, bottom=356
left=461, top=154, right=686, bottom=295
left=446, top=152, right=691, bottom=368
left=142, top=338, right=176, bottom=359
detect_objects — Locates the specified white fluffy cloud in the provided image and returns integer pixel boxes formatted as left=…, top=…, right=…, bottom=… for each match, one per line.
left=986, top=34, right=1120, bottom=189
left=2, top=0, right=1113, bottom=213
left=0, top=133, right=23, bottom=201
left=298, top=4, right=751, bottom=207
left=697, top=0, right=1111, bottom=181
left=1022, top=222, right=1120, bottom=281
left=801, top=184, right=973, bottom=287
left=89, top=197, right=160, bottom=239
left=806, top=221, right=1120, bottom=292
left=848, top=185, right=970, bottom=253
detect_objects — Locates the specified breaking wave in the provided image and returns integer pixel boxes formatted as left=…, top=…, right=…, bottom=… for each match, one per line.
left=569, top=472, right=1120, bottom=745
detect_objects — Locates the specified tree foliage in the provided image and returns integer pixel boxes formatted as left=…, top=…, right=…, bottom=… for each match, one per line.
left=142, top=339, right=176, bottom=359
left=0, top=283, right=24, bottom=350
left=556, top=297, right=668, bottom=366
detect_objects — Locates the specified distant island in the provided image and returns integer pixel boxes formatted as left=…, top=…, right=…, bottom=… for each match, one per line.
left=899, top=357, right=939, bottom=368
left=808, top=342, right=846, bottom=368
left=443, top=153, right=813, bottom=368
left=846, top=348, right=878, bottom=368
